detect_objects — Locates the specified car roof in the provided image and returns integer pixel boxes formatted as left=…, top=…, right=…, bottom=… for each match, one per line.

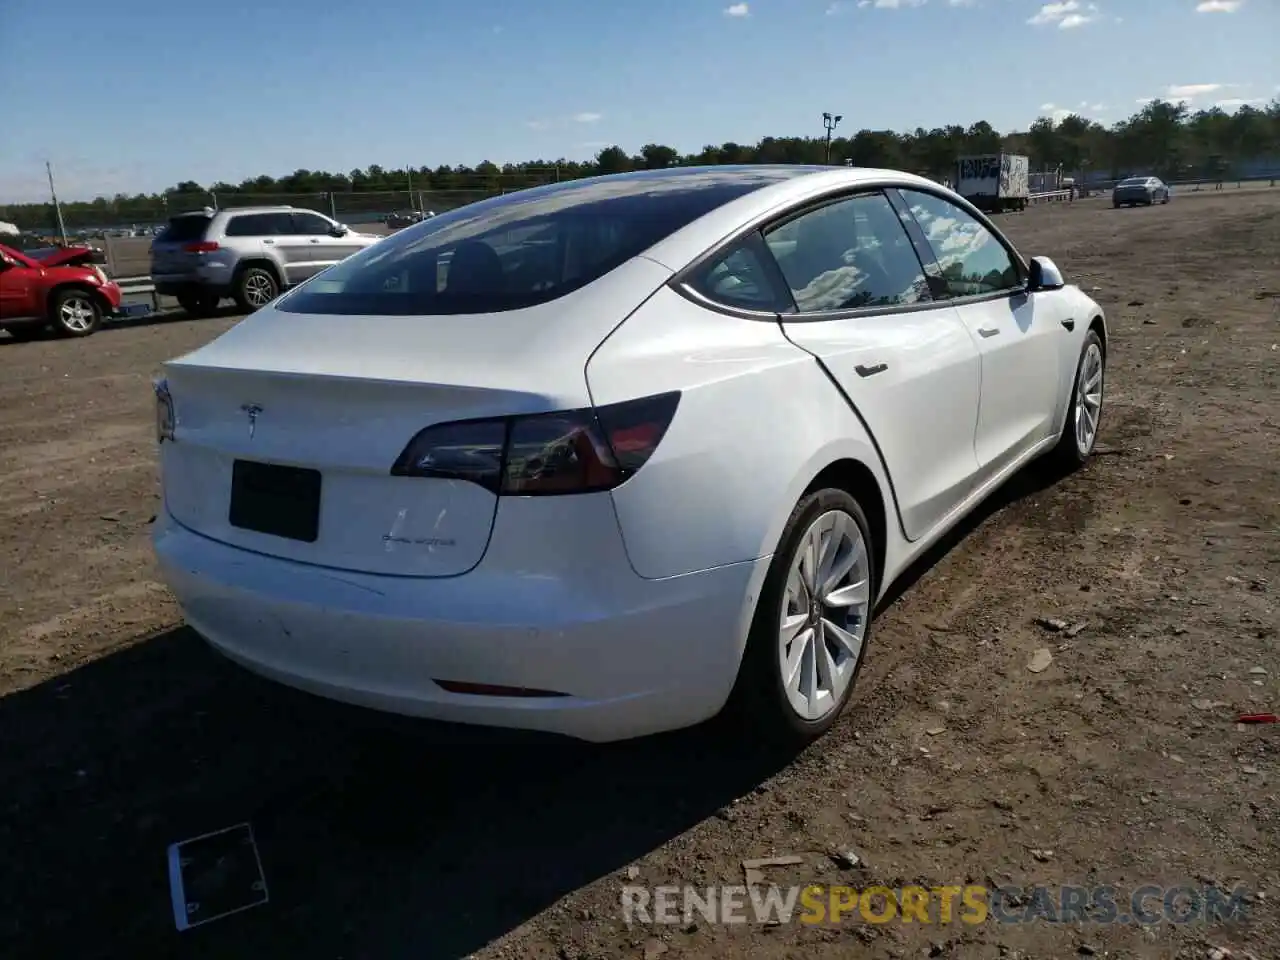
left=215, top=205, right=304, bottom=215
left=634, top=164, right=945, bottom=272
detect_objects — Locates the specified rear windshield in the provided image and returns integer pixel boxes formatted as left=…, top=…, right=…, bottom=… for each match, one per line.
left=1119, top=178, right=1149, bottom=186
left=277, top=168, right=800, bottom=316
left=157, top=215, right=211, bottom=243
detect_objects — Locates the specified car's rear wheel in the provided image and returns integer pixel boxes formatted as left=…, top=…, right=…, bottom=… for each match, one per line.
left=50, top=289, right=101, bottom=338
left=726, top=488, right=877, bottom=748
left=177, top=292, right=220, bottom=318
left=235, top=266, right=279, bottom=313
left=1048, top=329, right=1106, bottom=470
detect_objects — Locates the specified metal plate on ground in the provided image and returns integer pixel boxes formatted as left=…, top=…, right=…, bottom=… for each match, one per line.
left=167, top=822, right=268, bottom=931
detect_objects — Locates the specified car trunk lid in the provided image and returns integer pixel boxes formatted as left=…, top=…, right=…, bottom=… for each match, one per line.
left=156, top=256, right=673, bottom=576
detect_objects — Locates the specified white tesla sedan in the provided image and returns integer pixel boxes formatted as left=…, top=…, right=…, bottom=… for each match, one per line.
left=152, top=165, right=1107, bottom=744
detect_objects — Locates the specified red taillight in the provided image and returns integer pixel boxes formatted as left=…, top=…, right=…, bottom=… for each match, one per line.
left=390, top=391, right=681, bottom=496
left=183, top=241, right=219, bottom=253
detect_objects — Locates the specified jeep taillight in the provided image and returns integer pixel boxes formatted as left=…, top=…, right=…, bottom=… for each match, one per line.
left=184, top=241, right=219, bottom=253
left=390, top=392, right=681, bottom=495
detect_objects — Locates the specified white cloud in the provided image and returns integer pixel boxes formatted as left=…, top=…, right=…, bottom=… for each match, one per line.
left=825, top=1, right=845, bottom=12
left=1166, top=83, right=1224, bottom=98
left=572, top=112, right=603, bottom=124
left=871, top=0, right=926, bottom=7
left=1135, top=97, right=1154, bottom=105
left=723, top=2, right=749, bottom=16
left=948, top=0, right=976, bottom=6
left=1196, top=0, right=1243, bottom=12
left=1215, top=97, right=1264, bottom=108
left=1028, top=0, right=1100, bottom=28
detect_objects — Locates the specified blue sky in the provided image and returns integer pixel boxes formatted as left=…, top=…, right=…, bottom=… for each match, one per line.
left=1, top=0, right=1276, bottom=202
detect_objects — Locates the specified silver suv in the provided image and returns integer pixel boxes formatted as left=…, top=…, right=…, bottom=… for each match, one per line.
left=149, top=206, right=380, bottom=316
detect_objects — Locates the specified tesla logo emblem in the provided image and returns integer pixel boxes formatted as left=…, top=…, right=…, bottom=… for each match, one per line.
left=240, top=403, right=263, bottom=439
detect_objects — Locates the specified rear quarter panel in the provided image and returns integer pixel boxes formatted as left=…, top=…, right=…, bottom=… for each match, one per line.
left=586, top=285, right=891, bottom=581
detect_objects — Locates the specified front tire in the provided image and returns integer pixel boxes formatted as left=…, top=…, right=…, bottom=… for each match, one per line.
left=1048, top=329, right=1105, bottom=470
left=726, top=488, right=877, bottom=748
left=234, top=266, right=279, bottom=313
left=50, top=289, right=101, bottom=338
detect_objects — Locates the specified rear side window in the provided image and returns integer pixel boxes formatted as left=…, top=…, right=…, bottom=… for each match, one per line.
left=278, top=170, right=792, bottom=316
left=157, top=216, right=211, bottom=242
left=685, top=233, right=794, bottom=313
left=225, top=213, right=294, bottom=237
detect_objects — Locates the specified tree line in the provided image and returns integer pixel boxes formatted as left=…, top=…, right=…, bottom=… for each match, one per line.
left=4, top=98, right=1278, bottom=231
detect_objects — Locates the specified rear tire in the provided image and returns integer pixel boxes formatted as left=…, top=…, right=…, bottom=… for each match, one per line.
left=234, top=266, right=279, bottom=313
left=723, top=488, right=877, bottom=749
left=49, top=288, right=101, bottom=338
left=1048, top=329, right=1106, bottom=471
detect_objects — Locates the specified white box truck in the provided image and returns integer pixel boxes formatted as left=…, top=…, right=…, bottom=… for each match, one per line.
left=955, top=153, right=1030, bottom=213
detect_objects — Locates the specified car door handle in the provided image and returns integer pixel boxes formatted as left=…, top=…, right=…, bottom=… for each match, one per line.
left=309, top=238, right=321, bottom=243
left=263, top=239, right=275, bottom=245
left=977, top=327, right=1000, bottom=338
left=855, top=363, right=888, bottom=378
left=1061, top=318, right=1075, bottom=331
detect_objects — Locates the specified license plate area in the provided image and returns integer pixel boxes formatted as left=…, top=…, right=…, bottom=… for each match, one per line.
left=229, top=460, right=321, bottom=543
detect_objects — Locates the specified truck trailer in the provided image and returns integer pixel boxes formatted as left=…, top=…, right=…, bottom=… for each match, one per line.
left=955, top=153, right=1031, bottom=213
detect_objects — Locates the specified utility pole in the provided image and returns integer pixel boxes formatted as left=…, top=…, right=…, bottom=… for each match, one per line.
left=46, top=161, right=68, bottom=245
left=406, top=167, right=415, bottom=211
left=822, top=113, right=843, bottom=165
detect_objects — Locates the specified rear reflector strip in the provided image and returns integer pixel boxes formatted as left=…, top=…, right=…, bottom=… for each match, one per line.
left=433, top=680, right=568, bottom=698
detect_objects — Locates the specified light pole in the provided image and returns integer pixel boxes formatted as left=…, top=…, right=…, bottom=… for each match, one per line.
left=45, top=160, right=68, bottom=245
left=822, top=112, right=843, bottom=165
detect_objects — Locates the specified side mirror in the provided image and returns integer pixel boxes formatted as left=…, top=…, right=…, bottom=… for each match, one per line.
left=0, top=255, right=15, bottom=270
left=330, top=224, right=349, bottom=237
left=1027, top=256, right=1065, bottom=292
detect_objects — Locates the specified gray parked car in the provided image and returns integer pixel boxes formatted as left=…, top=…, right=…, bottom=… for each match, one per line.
left=1112, top=176, right=1170, bottom=208
left=149, top=206, right=380, bottom=316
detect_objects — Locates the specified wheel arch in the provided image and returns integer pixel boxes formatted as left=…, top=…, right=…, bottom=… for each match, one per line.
left=233, top=257, right=283, bottom=286
left=46, top=281, right=107, bottom=315
left=801, top=458, right=887, bottom=593
left=1088, top=314, right=1107, bottom=357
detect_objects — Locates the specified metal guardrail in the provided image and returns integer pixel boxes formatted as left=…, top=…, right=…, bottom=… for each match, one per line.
left=1028, top=189, right=1072, bottom=203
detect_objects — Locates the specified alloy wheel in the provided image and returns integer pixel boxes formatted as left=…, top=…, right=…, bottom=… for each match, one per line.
left=244, top=273, right=276, bottom=307
left=777, top=509, right=872, bottom=721
left=59, top=296, right=95, bottom=333
left=1075, top=342, right=1104, bottom=455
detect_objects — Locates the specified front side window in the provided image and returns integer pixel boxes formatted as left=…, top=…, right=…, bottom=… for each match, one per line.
left=291, top=212, right=334, bottom=235
left=763, top=192, right=931, bottom=313
left=278, top=168, right=803, bottom=316
left=898, top=189, right=1022, bottom=298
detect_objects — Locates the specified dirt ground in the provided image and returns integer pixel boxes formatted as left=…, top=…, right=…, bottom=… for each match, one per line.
left=1, top=190, right=1277, bottom=960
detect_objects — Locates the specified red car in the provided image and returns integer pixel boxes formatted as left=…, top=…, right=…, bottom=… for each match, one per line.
left=0, top=242, right=124, bottom=340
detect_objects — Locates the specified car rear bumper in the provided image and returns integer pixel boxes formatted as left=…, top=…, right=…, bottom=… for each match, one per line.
left=152, top=501, right=767, bottom=743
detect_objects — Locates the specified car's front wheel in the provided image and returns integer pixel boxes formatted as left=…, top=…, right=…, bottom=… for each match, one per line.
left=1048, top=328, right=1106, bottom=470
left=728, top=488, right=877, bottom=747
left=50, top=288, right=101, bottom=338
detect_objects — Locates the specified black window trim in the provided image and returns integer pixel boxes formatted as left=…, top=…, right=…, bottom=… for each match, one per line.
left=889, top=185, right=1031, bottom=307
left=670, top=182, right=993, bottom=324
